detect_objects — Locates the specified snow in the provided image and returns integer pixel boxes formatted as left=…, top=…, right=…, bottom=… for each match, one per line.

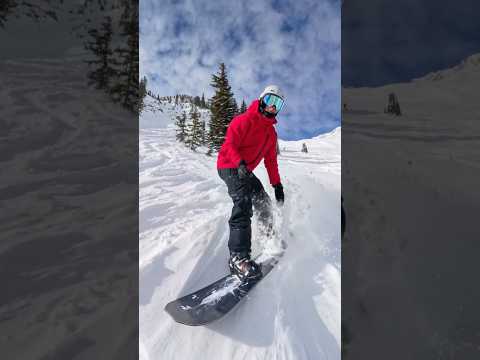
left=140, top=95, right=210, bottom=130
left=341, top=53, right=480, bottom=358
left=0, top=58, right=137, bottom=359
left=139, top=102, right=341, bottom=359
left=199, top=277, right=242, bottom=306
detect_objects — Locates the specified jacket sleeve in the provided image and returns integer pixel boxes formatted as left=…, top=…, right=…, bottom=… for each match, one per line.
left=223, top=116, right=246, bottom=166
left=264, top=132, right=281, bottom=185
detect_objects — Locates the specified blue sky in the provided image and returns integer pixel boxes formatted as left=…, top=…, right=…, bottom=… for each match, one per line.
left=140, top=0, right=341, bottom=140
left=342, top=0, right=480, bottom=87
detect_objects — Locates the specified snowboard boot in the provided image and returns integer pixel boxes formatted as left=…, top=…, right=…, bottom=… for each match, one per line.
left=228, top=252, right=262, bottom=281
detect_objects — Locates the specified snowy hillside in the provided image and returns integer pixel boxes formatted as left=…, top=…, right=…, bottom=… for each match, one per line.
left=139, top=104, right=341, bottom=359
left=342, top=54, right=480, bottom=359
left=0, top=58, right=137, bottom=359
left=343, top=52, right=480, bottom=134
left=140, top=94, right=210, bottom=129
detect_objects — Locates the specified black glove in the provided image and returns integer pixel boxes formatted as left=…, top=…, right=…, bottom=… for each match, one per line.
left=273, top=183, right=284, bottom=204
left=237, top=160, right=249, bottom=180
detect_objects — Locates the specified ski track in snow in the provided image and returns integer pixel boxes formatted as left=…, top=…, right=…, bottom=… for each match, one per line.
left=139, top=108, right=341, bottom=360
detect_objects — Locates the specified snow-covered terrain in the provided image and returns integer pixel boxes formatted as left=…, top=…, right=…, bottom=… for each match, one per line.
left=0, top=58, right=137, bottom=359
left=342, top=53, right=480, bottom=359
left=139, top=99, right=341, bottom=360
left=140, top=95, right=210, bottom=129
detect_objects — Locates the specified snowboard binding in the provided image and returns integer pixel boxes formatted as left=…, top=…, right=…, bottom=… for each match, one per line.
left=228, top=252, right=262, bottom=281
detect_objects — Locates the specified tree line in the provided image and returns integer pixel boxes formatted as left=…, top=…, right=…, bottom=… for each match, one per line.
left=175, top=107, right=206, bottom=151
left=84, top=2, right=139, bottom=114
left=1, top=0, right=141, bottom=114
left=174, top=62, right=248, bottom=155
left=156, top=94, right=209, bottom=109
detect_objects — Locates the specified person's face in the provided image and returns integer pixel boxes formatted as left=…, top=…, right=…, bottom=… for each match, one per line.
left=265, top=104, right=277, bottom=114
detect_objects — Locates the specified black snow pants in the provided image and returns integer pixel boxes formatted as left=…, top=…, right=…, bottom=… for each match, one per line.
left=218, top=168, right=273, bottom=255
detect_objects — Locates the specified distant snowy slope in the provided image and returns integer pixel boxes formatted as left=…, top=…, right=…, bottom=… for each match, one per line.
left=343, top=53, right=480, bottom=132
left=139, top=115, right=341, bottom=360
left=414, top=53, right=480, bottom=82
left=279, top=127, right=341, bottom=175
left=140, top=95, right=211, bottom=129
left=342, top=53, right=480, bottom=359
left=139, top=95, right=170, bottom=129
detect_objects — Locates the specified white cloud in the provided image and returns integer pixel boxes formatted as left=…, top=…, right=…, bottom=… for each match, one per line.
left=140, top=0, right=340, bottom=139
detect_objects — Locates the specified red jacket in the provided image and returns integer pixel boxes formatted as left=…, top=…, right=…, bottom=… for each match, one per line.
left=217, top=100, right=281, bottom=185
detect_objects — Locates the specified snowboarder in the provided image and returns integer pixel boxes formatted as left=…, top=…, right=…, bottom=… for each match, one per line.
left=217, top=85, right=285, bottom=281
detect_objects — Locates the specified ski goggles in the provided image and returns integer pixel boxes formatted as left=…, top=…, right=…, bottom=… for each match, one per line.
left=262, top=93, right=285, bottom=113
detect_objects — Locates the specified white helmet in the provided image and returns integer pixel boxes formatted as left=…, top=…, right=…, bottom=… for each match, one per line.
left=258, top=85, right=285, bottom=117
left=259, top=85, right=285, bottom=101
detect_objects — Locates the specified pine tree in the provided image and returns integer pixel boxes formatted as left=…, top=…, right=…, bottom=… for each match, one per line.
left=240, top=99, right=247, bottom=114
left=201, top=93, right=206, bottom=108
left=0, top=1, right=18, bottom=29
left=193, top=95, right=201, bottom=107
left=201, top=120, right=206, bottom=145
left=386, top=92, right=402, bottom=116
left=0, top=0, right=58, bottom=29
left=186, top=106, right=202, bottom=151
left=84, top=16, right=116, bottom=90
left=175, top=111, right=187, bottom=142
left=231, top=98, right=239, bottom=117
left=138, top=76, right=148, bottom=114
left=109, top=1, right=139, bottom=113
left=208, top=63, right=236, bottom=151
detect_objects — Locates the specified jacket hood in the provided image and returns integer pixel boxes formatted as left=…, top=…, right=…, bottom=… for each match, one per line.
left=247, top=99, right=278, bottom=125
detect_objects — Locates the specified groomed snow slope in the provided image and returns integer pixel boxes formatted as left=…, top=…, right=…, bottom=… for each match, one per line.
left=139, top=111, right=341, bottom=360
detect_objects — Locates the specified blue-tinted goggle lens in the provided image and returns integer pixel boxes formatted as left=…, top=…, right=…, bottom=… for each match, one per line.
left=263, top=94, right=285, bottom=112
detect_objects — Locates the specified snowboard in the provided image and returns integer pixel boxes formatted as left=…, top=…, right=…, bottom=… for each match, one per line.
left=164, top=256, right=280, bottom=326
